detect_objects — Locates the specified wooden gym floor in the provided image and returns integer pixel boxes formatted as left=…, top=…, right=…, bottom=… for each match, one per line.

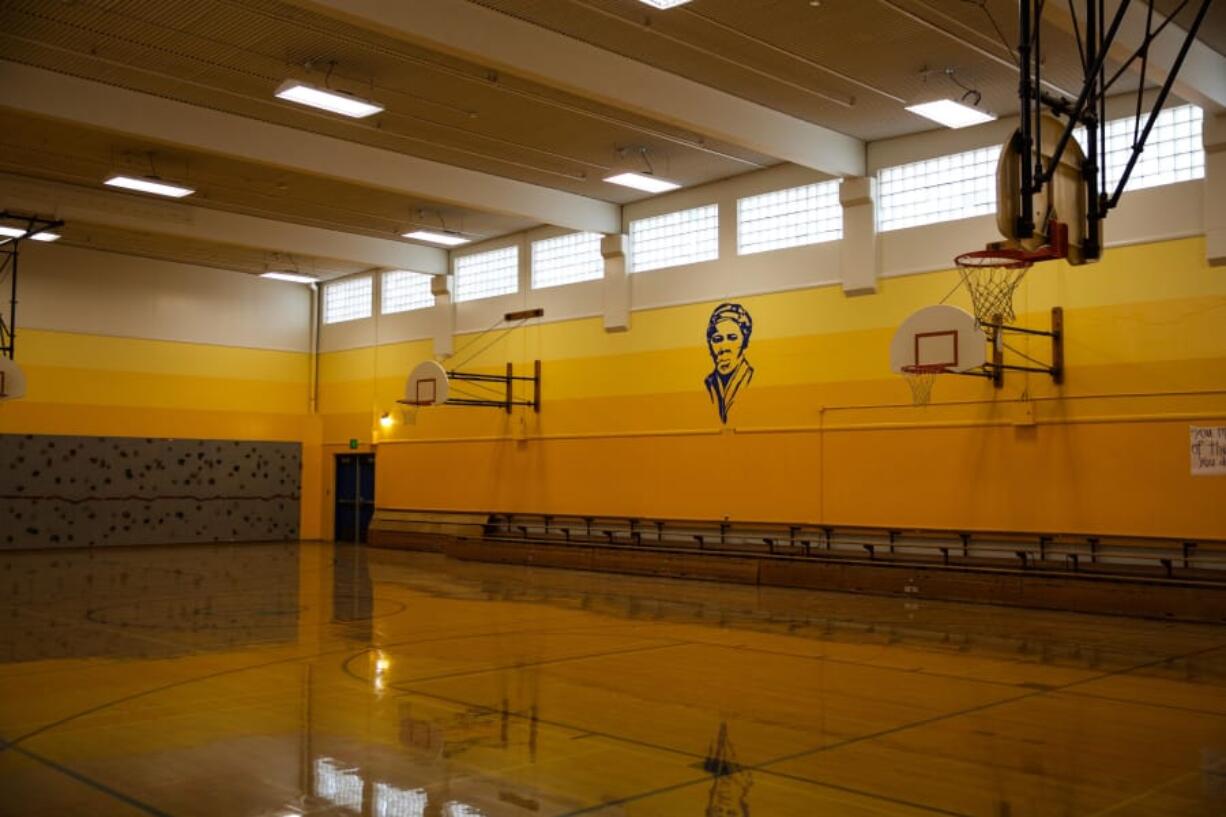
left=1, top=542, right=1224, bottom=817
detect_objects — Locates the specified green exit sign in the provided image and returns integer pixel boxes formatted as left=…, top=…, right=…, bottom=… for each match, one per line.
left=348, top=438, right=359, bottom=450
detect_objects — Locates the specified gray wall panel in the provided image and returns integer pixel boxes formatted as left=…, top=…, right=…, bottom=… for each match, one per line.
left=0, top=435, right=300, bottom=548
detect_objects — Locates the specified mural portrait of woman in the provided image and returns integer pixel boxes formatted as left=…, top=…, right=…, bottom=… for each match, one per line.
left=704, top=302, right=754, bottom=424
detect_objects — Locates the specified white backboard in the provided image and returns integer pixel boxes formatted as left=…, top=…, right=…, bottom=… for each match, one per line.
left=890, top=305, right=987, bottom=373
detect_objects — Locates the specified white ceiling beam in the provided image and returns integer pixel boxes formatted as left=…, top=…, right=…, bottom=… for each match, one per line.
left=284, top=0, right=866, bottom=178
left=1045, top=1, right=1226, bottom=112
left=0, top=172, right=448, bottom=274
left=0, top=60, right=621, bottom=234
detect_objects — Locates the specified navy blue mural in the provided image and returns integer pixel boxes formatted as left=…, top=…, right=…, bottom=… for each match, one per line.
left=704, top=303, right=754, bottom=424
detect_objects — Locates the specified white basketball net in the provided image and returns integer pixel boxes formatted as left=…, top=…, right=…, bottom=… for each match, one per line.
left=955, top=253, right=1032, bottom=325
left=901, top=365, right=946, bottom=406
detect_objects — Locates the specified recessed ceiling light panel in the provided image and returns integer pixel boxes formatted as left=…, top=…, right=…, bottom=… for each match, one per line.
left=28, top=231, right=60, bottom=242
left=637, top=0, right=693, bottom=8
left=905, top=99, right=996, bottom=129
left=402, top=230, right=471, bottom=246
left=275, top=79, right=383, bottom=118
left=261, top=272, right=318, bottom=284
left=105, top=175, right=196, bottom=198
left=603, top=172, right=682, bottom=194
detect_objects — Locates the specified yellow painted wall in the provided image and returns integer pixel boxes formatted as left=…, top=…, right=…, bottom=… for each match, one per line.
left=323, top=237, right=1226, bottom=539
left=0, top=329, right=324, bottom=539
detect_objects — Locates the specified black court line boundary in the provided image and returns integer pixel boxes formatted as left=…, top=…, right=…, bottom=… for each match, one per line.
left=0, top=738, right=174, bottom=817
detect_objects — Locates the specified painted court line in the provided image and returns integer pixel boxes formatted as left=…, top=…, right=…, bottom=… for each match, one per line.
left=0, top=738, right=174, bottom=817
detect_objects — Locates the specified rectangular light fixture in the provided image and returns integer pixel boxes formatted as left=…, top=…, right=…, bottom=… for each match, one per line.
left=603, top=171, right=682, bottom=194
left=275, top=79, right=383, bottom=119
left=0, top=226, right=60, bottom=241
left=905, top=99, right=996, bottom=129
left=638, top=0, right=693, bottom=8
left=402, top=229, right=471, bottom=246
left=105, top=175, right=196, bottom=198
left=261, top=271, right=318, bottom=284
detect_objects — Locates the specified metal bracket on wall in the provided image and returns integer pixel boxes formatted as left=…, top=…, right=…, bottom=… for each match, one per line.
left=444, top=360, right=542, bottom=414
left=977, top=307, right=1065, bottom=389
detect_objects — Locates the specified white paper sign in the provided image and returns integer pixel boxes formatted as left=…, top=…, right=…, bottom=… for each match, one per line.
left=1190, top=426, right=1226, bottom=475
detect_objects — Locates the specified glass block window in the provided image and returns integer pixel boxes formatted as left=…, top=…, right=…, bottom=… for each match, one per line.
left=315, top=758, right=364, bottom=811
left=531, top=232, right=604, bottom=289
left=453, top=246, right=519, bottom=303
left=1075, top=104, right=1204, bottom=194
left=442, top=804, right=484, bottom=817
left=737, top=180, right=842, bottom=255
left=877, top=146, right=999, bottom=232
left=323, top=276, right=372, bottom=324
left=382, top=269, right=435, bottom=314
left=374, top=783, right=428, bottom=817
left=629, top=204, right=719, bottom=273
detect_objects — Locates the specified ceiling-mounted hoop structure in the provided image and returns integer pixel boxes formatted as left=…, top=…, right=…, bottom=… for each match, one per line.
left=1009, top=0, right=1213, bottom=262
left=0, top=211, right=65, bottom=366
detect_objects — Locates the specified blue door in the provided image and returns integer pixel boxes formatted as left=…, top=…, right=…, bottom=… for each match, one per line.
left=334, top=453, right=375, bottom=543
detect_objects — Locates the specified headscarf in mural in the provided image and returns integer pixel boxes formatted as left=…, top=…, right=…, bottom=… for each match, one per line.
left=704, top=303, right=753, bottom=424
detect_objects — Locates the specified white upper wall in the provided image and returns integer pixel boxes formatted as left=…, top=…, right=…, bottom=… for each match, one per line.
left=17, top=243, right=312, bottom=353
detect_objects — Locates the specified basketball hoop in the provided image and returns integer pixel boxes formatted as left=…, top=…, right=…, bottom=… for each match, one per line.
left=954, top=248, right=1034, bottom=325
left=900, top=363, right=948, bottom=406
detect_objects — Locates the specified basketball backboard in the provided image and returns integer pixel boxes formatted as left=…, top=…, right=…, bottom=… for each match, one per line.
left=0, top=357, right=27, bottom=401
left=889, top=305, right=987, bottom=374
left=997, top=114, right=1092, bottom=264
left=401, top=360, right=449, bottom=406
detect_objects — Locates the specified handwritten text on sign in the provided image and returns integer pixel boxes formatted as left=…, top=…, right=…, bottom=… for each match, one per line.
left=1190, top=426, right=1226, bottom=475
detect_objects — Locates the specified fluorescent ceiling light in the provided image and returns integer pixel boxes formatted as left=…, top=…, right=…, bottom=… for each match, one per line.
left=261, top=271, right=318, bottom=284
left=105, top=175, right=196, bottom=198
left=402, top=229, right=470, bottom=246
left=905, top=99, right=996, bottom=129
left=0, top=226, right=60, bottom=241
left=638, top=0, right=693, bottom=8
left=275, top=79, right=383, bottom=118
left=603, top=172, right=682, bottom=194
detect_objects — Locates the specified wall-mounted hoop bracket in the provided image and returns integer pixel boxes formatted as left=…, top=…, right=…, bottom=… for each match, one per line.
left=977, top=307, right=1064, bottom=389
left=444, top=360, right=541, bottom=414
left=399, top=359, right=541, bottom=414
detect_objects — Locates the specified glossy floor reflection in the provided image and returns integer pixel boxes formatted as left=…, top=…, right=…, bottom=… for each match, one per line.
left=1, top=542, right=1225, bottom=817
